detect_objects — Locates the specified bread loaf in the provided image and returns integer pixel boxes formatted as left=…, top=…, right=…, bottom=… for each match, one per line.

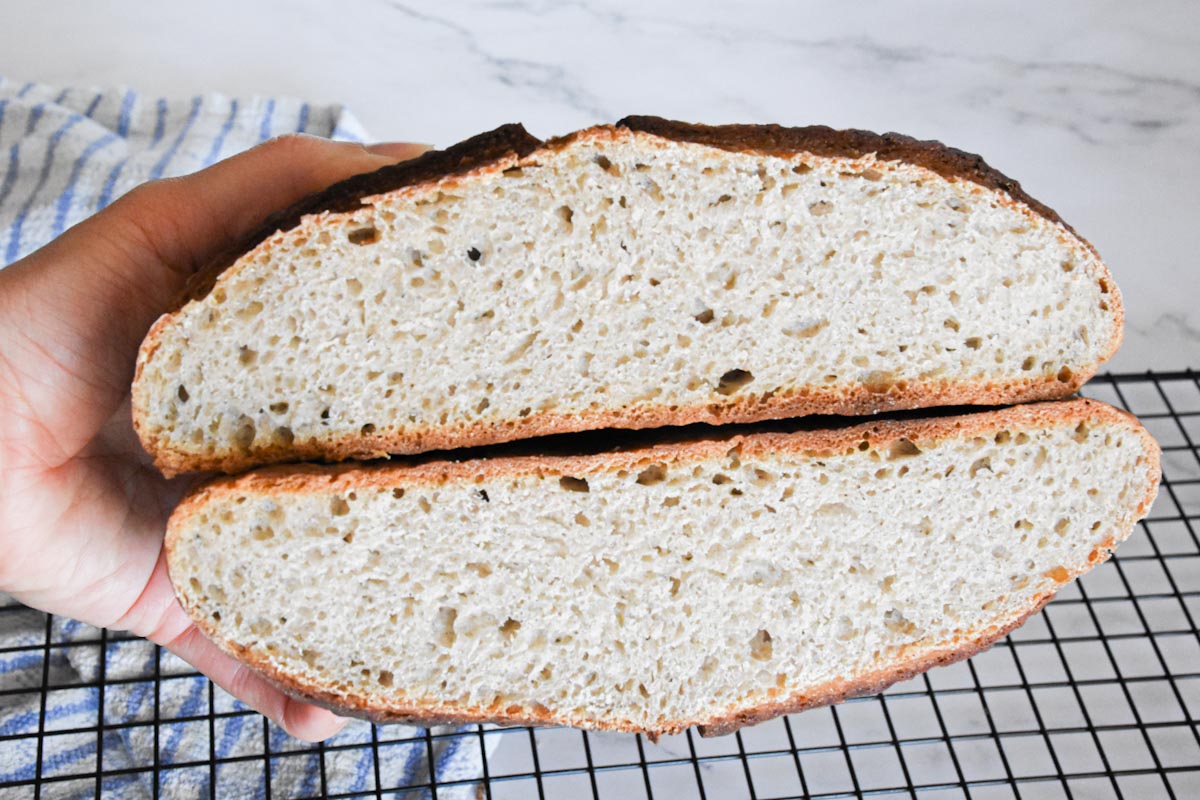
left=133, top=117, right=1123, bottom=475
left=165, top=399, right=1158, bottom=737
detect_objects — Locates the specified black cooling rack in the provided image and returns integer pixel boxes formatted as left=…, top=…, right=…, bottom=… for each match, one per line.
left=1, top=370, right=1198, bottom=800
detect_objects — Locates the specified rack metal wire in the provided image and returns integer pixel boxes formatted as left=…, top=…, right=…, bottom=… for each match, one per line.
left=1, top=370, right=1198, bottom=799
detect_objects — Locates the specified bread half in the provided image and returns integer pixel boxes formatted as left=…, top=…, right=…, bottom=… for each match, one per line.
left=165, top=399, right=1158, bottom=737
left=134, top=117, right=1123, bottom=475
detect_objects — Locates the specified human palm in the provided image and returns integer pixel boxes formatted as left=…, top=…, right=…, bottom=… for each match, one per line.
left=0, top=135, right=427, bottom=741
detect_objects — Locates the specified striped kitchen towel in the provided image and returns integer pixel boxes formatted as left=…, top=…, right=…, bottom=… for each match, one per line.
left=0, top=76, right=488, bottom=799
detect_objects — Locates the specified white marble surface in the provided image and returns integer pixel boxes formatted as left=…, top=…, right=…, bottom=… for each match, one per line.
left=4, top=0, right=1197, bottom=371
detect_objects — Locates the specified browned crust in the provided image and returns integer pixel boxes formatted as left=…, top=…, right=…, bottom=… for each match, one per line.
left=618, top=116, right=1075, bottom=233
left=174, top=122, right=543, bottom=311
left=166, top=398, right=1161, bottom=737
left=155, top=374, right=1092, bottom=478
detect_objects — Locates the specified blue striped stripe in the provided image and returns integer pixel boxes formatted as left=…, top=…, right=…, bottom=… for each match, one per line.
left=299, top=751, right=321, bottom=796
left=216, top=711, right=246, bottom=758
left=41, top=740, right=97, bottom=775
left=148, top=95, right=202, bottom=180
left=297, top=102, right=310, bottom=133
left=0, top=709, right=37, bottom=737
left=433, top=728, right=464, bottom=781
left=0, top=652, right=42, bottom=672
left=400, top=737, right=426, bottom=789
left=84, top=91, right=104, bottom=118
left=96, top=156, right=130, bottom=210
left=0, top=758, right=35, bottom=783
left=0, top=146, right=21, bottom=227
left=52, top=130, right=119, bottom=236
left=0, top=98, right=9, bottom=131
left=161, top=678, right=207, bottom=758
left=24, top=102, right=45, bottom=136
left=16, top=81, right=35, bottom=98
left=6, top=114, right=84, bottom=262
left=203, top=98, right=239, bottom=166
left=151, top=97, right=168, bottom=146
left=259, top=97, right=276, bottom=141
left=54, top=88, right=70, bottom=104
left=116, top=89, right=136, bottom=137
left=352, top=745, right=373, bottom=792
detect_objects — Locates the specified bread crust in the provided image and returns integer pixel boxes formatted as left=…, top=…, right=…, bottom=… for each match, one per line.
left=134, top=117, right=1124, bottom=476
left=166, top=399, right=1161, bottom=737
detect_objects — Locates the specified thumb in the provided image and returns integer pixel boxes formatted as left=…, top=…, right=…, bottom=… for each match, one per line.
left=0, top=136, right=429, bottom=463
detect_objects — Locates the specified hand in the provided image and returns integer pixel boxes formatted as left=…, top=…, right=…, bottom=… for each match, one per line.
left=0, top=135, right=430, bottom=742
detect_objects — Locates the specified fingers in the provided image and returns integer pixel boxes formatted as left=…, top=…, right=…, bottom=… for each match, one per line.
left=365, top=141, right=434, bottom=160
left=165, top=624, right=348, bottom=743
left=115, top=550, right=346, bottom=742
left=107, top=135, right=431, bottom=275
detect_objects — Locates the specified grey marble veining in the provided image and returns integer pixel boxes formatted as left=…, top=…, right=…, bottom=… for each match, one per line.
left=3, top=0, right=1197, bottom=369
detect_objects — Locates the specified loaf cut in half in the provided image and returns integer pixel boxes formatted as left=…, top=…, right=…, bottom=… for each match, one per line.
left=166, top=399, right=1158, bottom=737
left=134, top=117, right=1123, bottom=475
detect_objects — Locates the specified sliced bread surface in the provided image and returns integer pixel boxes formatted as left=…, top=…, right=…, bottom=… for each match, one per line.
left=166, top=399, right=1159, bottom=737
left=134, top=117, right=1123, bottom=475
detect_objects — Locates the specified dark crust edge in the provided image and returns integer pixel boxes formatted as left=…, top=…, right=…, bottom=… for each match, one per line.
left=173, top=122, right=543, bottom=311
left=174, top=115, right=1092, bottom=314
left=616, top=116, right=1073, bottom=235
left=165, top=399, right=1162, bottom=738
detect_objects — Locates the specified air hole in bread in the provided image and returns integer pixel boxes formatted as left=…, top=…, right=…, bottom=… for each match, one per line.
left=863, top=371, right=898, bottom=394
left=233, top=416, right=255, bottom=451
left=965, top=337, right=982, bottom=350
left=348, top=226, right=379, bottom=245
left=466, top=247, right=482, bottom=262
left=269, top=401, right=289, bottom=414
left=330, top=497, right=350, bottom=516
left=785, top=319, right=828, bottom=339
left=716, top=369, right=754, bottom=395
left=556, top=205, right=574, bottom=233
left=888, top=439, right=922, bottom=460
left=1058, top=366, right=1074, bottom=383
left=969, top=457, right=992, bottom=479
left=636, top=464, right=668, bottom=486
left=593, top=154, right=617, bottom=175
left=559, top=476, right=590, bottom=493
left=435, top=607, right=457, bottom=648
left=499, top=618, right=521, bottom=640
left=177, top=385, right=189, bottom=402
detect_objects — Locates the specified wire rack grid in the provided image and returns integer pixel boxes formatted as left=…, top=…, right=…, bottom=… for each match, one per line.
left=1, top=370, right=1198, bottom=800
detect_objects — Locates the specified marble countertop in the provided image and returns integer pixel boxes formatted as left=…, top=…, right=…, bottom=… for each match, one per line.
left=4, top=0, right=1197, bottom=370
